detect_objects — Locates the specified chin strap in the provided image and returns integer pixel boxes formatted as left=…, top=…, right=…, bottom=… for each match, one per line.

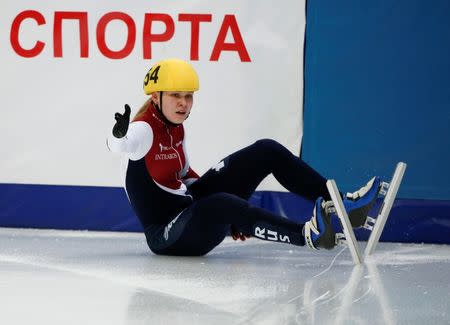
left=154, top=91, right=181, bottom=127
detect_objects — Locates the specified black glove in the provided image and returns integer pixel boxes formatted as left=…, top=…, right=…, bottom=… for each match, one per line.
left=230, top=224, right=251, bottom=241
left=112, top=104, right=131, bottom=138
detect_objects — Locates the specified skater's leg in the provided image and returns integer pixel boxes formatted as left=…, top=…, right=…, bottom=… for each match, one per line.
left=189, top=139, right=330, bottom=201
left=146, top=192, right=310, bottom=256
left=145, top=208, right=230, bottom=256
left=190, top=193, right=306, bottom=246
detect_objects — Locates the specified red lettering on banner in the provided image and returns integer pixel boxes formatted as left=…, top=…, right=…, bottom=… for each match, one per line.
left=9, top=10, right=251, bottom=61
left=10, top=10, right=46, bottom=58
left=54, top=11, right=89, bottom=58
left=178, top=14, right=212, bottom=61
left=97, top=12, right=136, bottom=59
left=210, top=15, right=251, bottom=62
left=143, top=13, right=175, bottom=60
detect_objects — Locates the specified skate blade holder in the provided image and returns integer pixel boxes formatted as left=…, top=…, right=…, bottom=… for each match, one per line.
left=335, top=232, right=347, bottom=246
left=338, top=216, right=375, bottom=236
left=326, top=162, right=407, bottom=265
left=363, top=216, right=377, bottom=231
left=380, top=181, right=390, bottom=196
left=327, top=206, right=349, bottom=246
left=361, top=181, right=390, bottom=230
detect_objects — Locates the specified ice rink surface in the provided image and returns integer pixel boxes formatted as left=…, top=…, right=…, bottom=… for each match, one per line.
left=1, top=227, right=449, bottom=325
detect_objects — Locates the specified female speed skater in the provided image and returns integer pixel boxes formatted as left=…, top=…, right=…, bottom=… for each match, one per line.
left=107, top=58, right=381, bottom=256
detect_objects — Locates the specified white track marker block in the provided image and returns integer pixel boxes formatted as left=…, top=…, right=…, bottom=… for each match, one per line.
left=364, top=162, right=407, bottom=257
left=327, top=180, right=363, bottom=265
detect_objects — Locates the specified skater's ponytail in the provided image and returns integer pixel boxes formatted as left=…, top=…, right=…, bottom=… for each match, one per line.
left=133, top=98, right=152, bottom=121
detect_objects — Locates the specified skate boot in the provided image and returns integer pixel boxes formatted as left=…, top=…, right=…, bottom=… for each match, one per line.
left=303, top=197, right=336, bottom=250
left=343, top=176, right=382, bottom=228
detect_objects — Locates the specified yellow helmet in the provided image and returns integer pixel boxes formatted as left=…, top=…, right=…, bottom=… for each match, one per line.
left=143, top=58, right=199, bottom=94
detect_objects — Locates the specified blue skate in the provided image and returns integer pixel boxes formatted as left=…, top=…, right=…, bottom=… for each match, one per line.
left=303, top=197, right=336, bottom=250
left=343, top=176, right=382, bottom=228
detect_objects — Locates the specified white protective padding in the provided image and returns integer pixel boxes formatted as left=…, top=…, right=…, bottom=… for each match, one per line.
left=0, top=0, right=306, bottom=190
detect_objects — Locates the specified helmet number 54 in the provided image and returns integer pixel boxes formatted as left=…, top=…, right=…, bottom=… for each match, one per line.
left=144, top=65, right=161, bottom=86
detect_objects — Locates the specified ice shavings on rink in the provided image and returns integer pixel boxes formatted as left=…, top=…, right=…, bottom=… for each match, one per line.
left=0, top=227, right=449, bottom=325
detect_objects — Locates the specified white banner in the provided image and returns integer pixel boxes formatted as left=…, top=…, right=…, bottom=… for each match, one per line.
left=0, top=0, right=305, bottom=191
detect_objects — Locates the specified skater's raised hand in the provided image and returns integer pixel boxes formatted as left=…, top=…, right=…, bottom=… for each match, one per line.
left=112, top=104, right=131, bottom=138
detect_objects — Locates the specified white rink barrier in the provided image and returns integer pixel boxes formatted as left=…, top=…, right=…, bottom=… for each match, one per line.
left=0, top=1, right=306, bottom=191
